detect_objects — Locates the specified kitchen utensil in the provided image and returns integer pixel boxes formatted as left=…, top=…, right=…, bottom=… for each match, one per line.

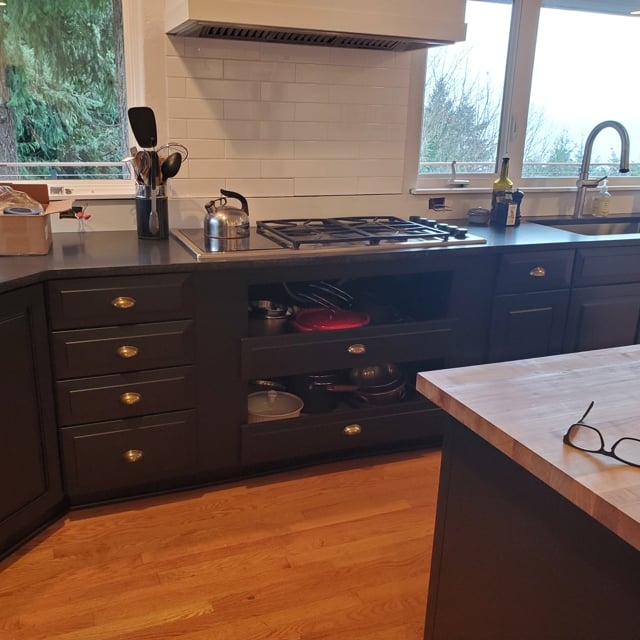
left=348, top=363, right=402, bottom=388
left=204, top=189, right=250, bottom=240
left=127, top=106, right=158, bottom=149
left=161, top=152, right=182, bottom=181
left=247, top=390, right=304, bottom=423
left=283, top=281, right=353, bottom=310
left=289, top=371, right=348, bottom=414
left=248, top=300, right=294, bottom=335
left=291, top=308, right=370, bottom=332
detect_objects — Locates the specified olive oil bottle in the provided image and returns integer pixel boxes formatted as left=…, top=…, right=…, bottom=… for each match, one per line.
left=491, top=156, right=513, bottom=222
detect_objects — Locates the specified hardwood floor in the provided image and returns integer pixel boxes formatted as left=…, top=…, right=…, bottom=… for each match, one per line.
left=0, top=449, right=441, bottom=640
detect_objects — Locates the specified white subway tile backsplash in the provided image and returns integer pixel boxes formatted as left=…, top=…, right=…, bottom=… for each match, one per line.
left=294, top=141, right=360, bottom=160
left=294, top=177, right=359, bottom=196
left=224, top=60, right=296, bottom=82
left=165, top=39, right=412, bottom=197
left=261, top=82, right=329, bottom=103
left=185, top=78, right=261, bottom=101
left=261, top=159, right=330, bottom=178
left=189, top=159, right=262, bottom=179
left=225, top=178, right=295, bottom=197
left=224, top=101, right=295, bottom=121
left=357, top=176, right=403, bottom=194
left=169, top=98, right=224, bottom=120
left=227, top=140, right=295, bottom=159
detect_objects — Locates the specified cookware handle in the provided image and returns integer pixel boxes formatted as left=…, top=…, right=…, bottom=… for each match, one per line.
left=220, top=189, right=249, bottom=215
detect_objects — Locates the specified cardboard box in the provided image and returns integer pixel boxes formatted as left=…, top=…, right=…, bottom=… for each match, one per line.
left=0, top=183, right=73, bottom=255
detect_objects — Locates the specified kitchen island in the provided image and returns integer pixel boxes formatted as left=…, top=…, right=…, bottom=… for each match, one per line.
left=416, top=346, right=640, bottom=640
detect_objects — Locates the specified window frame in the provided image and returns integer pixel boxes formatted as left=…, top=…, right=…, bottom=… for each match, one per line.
left=411, top=0, right=640, bottom=194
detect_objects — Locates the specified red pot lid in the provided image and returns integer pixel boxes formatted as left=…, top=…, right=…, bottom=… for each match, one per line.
left=291, top=308, right=370, bottom=332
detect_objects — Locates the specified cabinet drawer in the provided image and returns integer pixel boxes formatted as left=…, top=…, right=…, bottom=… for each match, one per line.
left=495, top=250, right=574, bottom=293
left=48, top=273, right=193, bottom=330
left=573, top=247, right=640, bottom=287
left=56, top=366, right=195, bottom=426
left=51, top=320, right=194, bottom=378
left=60, top=410, right=197, bottom=501
left=241, top=320, right=454, bottom=379
left=241, top=404, right=452, bottom=466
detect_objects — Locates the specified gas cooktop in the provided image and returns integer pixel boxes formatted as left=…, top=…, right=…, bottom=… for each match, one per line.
left=172, top=216, right=487, bottom=261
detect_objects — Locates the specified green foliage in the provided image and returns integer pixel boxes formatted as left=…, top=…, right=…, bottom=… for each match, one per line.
left=0, top=0, right=125, bottom=176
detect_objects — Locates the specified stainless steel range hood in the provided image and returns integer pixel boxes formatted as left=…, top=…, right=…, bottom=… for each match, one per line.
left=166, top=0, right=467, bottom=51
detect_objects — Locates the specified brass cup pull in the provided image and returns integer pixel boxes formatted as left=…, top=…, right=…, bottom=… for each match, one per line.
left=123, top=449, right=144, bottom=463
left=111, top=296, right=136, bottom=309
left=343, top=424, right=362, bottom=436
left=347, top=343, right=366, bottom=355
left=120, top=391, right=141, bottom=405
left=529, top=266, right=546, bottom=277
left=117, top=345, right=139, bottom=359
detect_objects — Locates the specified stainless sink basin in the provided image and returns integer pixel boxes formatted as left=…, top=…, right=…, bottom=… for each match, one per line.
left=534, top=217, right=640, bottom=236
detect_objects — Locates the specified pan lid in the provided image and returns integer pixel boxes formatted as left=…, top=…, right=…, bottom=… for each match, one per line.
left=291, top=308, right=370, bottom=332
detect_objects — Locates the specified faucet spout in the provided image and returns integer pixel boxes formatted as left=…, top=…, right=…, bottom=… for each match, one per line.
left=574, top=120, right=630, bottom=218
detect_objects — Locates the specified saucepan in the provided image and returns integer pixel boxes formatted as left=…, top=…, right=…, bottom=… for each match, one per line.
left=291, top=364, right=407, bottom=411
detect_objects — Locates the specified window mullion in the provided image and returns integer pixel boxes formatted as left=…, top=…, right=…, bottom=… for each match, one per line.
left=499, top=0, right=542, bottom=183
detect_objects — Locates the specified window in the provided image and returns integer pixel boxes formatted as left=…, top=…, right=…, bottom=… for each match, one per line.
left=417, top=0, right=640, bottom=189
left=0, top=0, right=135, bottom=197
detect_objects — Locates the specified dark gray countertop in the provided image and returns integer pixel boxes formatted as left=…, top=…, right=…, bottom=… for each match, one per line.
left=0, top=220, right=638, bottom=293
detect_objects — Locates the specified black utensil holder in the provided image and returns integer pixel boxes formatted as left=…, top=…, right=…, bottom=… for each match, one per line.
left=135, top=184, right=168, bottom=240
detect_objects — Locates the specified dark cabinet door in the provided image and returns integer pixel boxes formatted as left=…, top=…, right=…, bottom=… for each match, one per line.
left=0, top=286, right=63, bottom=558
left=564, top=283, right=640, bottom=353
left=488, top=290, right=569, bottom=363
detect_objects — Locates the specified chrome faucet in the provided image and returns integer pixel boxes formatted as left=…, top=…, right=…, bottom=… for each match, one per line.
left=574, top=120, right=630, bottom=218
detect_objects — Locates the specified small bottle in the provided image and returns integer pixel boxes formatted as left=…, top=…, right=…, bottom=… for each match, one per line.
left=491, top=156, right=513, bottom=223
left=591, top=178, right=611, bottom=217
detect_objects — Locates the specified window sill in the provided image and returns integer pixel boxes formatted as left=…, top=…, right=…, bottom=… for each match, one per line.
left=411, top=184, right=640, bottom=196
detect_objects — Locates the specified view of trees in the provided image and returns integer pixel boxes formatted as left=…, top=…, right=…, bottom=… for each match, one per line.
left=0, top=0, right=126, bottom=179
left=420, top=48, right=637, bottom=178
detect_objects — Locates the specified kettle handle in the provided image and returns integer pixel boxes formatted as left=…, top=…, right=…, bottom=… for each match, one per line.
left=220, top=189, right=249, bottom=215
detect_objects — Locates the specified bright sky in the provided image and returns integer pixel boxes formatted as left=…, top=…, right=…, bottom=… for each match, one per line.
left=430, top=2, right=640, bottom=163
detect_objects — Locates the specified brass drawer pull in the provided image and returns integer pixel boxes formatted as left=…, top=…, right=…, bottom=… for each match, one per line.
left=123, top=449, right=144, bottom=463
left=120, top=391, right=141, bottom=405
left=117, top=345, right=139, bottom=359
left=529, top=266, right=546, bottom=277
left=347, top=343, right=366, bottom=355
left=343, top=424, right=362, bottom=436
left=111, top=296, right=136, bottom=309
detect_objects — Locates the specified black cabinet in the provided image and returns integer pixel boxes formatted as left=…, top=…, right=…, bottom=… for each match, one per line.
left=48, top=274, right=199, bottom=505
left=564, top=284, right=640, bottom=352
left=0, top=286, right=63, bottom=558
left=565, top=248, right=640, bottom=353
left=488, top=250, right=573, bottom=362
left=239, top=254, right=496, bottom=465
left=488, top=291, right=569, bottom=362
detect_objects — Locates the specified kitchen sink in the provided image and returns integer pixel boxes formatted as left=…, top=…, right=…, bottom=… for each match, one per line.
left=534, top=217, right=640, bottom=236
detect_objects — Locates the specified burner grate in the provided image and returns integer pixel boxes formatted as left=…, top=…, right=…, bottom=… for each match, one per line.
left=257, top=216, right=451, bottom=249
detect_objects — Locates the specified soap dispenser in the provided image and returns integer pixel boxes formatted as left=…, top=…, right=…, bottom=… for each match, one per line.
left=591, top=178, right=611, bottom=216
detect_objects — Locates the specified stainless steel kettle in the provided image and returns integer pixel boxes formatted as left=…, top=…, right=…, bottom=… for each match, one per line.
left=204, top=189, right=249, bottom=239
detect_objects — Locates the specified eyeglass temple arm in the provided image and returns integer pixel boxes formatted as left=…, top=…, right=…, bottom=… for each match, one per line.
left=577, top=400, right=595, bottom=423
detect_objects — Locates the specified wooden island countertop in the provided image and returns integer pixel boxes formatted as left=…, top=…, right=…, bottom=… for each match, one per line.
left=417, top=344, right=640, bottom=553
left=417, top=345, right=640, bottom=640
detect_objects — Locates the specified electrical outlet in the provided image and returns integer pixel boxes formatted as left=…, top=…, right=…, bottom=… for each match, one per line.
left=429, top=197, right=446, bottom=210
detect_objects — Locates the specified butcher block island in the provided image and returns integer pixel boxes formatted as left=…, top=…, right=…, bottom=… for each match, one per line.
left=416, top=345, right=640, bottom=640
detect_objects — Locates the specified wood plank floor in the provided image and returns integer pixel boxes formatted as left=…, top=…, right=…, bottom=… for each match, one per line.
left=0, top=449, right=441, bottom=640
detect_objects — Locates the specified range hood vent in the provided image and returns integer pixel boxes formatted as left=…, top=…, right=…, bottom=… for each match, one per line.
left=187, top=23, right=433, bottom=51
left=166, top=0, right=467, bottom=51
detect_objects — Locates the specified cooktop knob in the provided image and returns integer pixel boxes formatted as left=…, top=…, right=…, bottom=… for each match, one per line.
left=454, top=227, right=468, bottom=239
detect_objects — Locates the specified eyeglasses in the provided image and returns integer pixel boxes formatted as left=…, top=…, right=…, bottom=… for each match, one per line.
left=563, top=401, right=640, bottom=468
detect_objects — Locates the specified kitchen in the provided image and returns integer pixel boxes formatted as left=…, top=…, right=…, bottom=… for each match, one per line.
left=2, top=1, right=640, bottom=638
